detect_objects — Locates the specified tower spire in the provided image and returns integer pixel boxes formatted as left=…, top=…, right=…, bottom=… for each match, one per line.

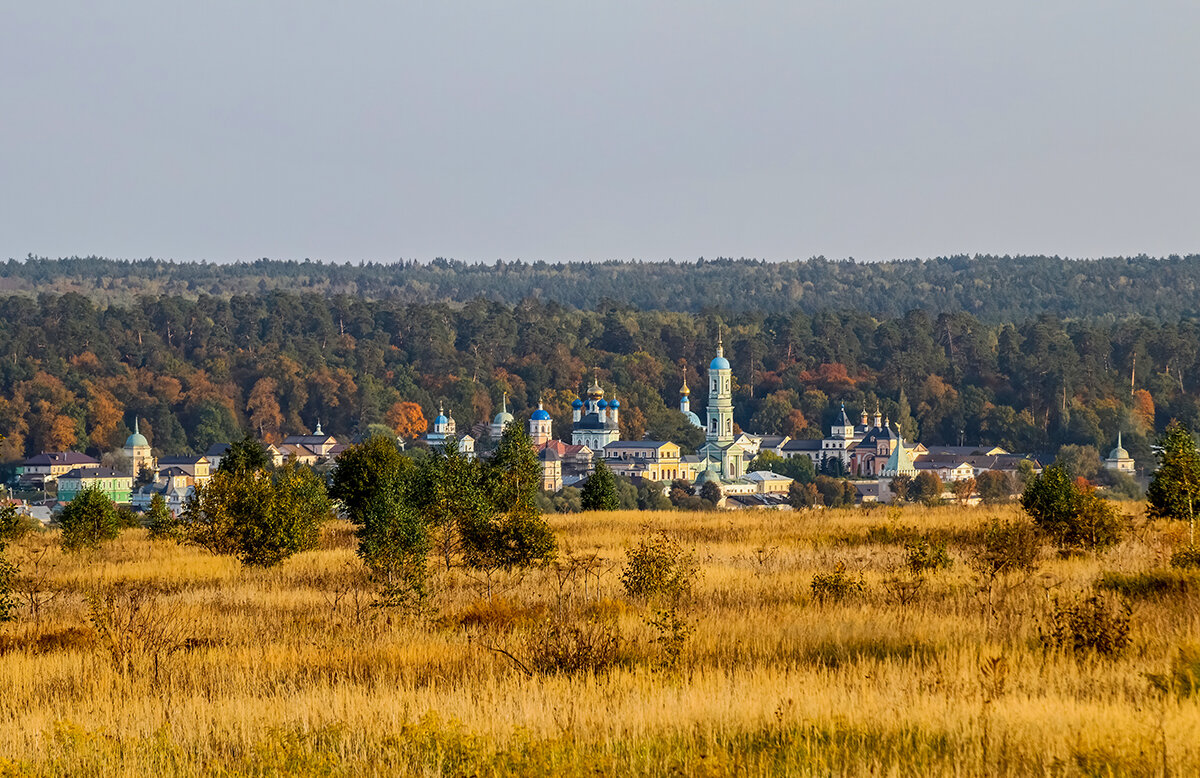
left=717, top=324, right=724, bottom=357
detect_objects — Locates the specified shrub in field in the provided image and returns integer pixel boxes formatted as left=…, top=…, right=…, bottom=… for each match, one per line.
left=904, top=537, right=952, bottom=576
left=1147, top=421, right=1200, bottom=545
left=87, top=583, right=187, bottom=681
left=58, top=486, right=121, bottom=552
left=969, top=518, right=1041, bottom=578
left=1095, top=570, right=1200, bottom=599
left=975, top=470, right=1013, bottom=504
left=1148, top=645, right=1200, bottom=698
left=810, top=562, right=865, bottom=603
left=580, top=458, right=620, bottom=511
left=144, top=494, right=180, bottom=542
left=621, top=533, right=699, bottom=668
left=620, top=533, right=698, bottom=602
left=1171, top=545, right=1200, bottom=570
left=1041, top=593, right=1131, bottom=658
left=1021, top=464, right=1124, bottom=551
left=0, top=551, right=14, bottom=623
left=910, top=472, right=943, bottom=506
left=0, top=499, right=37, bottom=543
left=524, top=618, right=620, bottom=675
left=181, top=460, right=332, bottom=566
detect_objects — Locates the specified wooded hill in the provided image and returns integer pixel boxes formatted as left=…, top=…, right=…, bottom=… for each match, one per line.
left=5, top=254, right=1200, bottom=321
left=0, top=291, right=1191, bottom=471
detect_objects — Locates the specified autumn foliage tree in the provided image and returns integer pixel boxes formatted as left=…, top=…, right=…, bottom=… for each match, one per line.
left=385, top=401, right=428, bottom=440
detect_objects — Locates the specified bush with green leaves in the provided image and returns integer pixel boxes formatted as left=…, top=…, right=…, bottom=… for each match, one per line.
left=620, top=533, right=698, bottom=603
left=580, top=458, right=620, bottom=511
left=904, top=537, right=952, bottom=576
left=145, top=494, right=180, bottom=541
left=333, top=428, right=556, bottom=606
left=975, top=470, right=1013, bottom=504
left=0, top=549, right=15, bottom=623
left=181, top=459, right=332, bottom=566
left=58, top=486, right=121, bottom=552
left=621, top=532, right=700, bottom=669
left=910, top=471, right=943, bottom=506
left=1147, top=421, right=1200, bottom=545
left=969, top=518, right=1042, bottom=579
left=1041, top=593, right=1131, bottom=658
left=1171, top=545, right=1200, bottom=570
left=461, top=426, right=557, bottom=593
left=1021, top=464, right=1124, bottom=551
left=810, top=562, right=865, bottom=603
left=0, top=499, right=37, bottom=543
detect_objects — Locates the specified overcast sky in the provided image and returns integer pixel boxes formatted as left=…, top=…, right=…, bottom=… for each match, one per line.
left=2, top=2, right=1198, bottom=263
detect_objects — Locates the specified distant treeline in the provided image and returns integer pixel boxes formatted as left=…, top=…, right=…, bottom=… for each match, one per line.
left=0, top=291, right=1192, bottom=471
left=5, top=254, right=1200, bottom=321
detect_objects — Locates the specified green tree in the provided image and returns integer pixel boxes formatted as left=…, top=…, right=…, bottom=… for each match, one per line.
left=331, top=435, right=427, bottom=606
left=1021, top=464, right=1123, bottom=551
left=1020, top=464, right=1079, bottom=547
left=181, top=460, right=332, bottom=566
left=0, top=497, right=35, bottom=543
left=975, top=470, right=1013, bottom=504
left=418, top=438, right=485, bottom=571
left=217, top=434, right=272, bottom=476
left=58, top=485, right=120, bottom=552
left=581, top=458, right=620, bottom=511
left=463, top=425, right=556, bottom=593
left=699, top=480, right=722, bottom=506
left=1054, top=444, right=1103, bottom=482
left=889, top=475, right=912, bottom=502
left=1147, top=421, right=1200, bottom=546
left=145, top=493, right=179, bottom=541
left=911, top=471, right=943, bottom=506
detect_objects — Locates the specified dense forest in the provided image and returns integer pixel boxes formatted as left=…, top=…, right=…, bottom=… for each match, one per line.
left=0, top=290, right=1193, bottom=473
left=5, top=254, right=1200, bottom=321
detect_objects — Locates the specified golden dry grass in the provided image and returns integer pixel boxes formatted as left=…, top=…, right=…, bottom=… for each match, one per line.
left=1, top=503, right=1198, bottom=776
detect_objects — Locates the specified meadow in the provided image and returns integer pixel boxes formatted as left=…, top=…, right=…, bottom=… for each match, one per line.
left=1, top=504, right=1199, bottom=776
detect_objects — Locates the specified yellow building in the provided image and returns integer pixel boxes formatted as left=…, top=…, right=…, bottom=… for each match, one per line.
left=604, top=441, right=685, bottom=482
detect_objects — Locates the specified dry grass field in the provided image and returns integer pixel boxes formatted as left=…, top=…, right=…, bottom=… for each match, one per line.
left=1, top=504, right=1199, bottom=776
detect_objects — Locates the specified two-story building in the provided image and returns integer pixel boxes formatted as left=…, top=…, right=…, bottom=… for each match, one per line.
left=57, top=467, right=133, bottom=503
left=604, top=440, right=698, bottom=482
left=156, top=455, right=212, bottom=485
left=18, top=452, right=102, bottom=489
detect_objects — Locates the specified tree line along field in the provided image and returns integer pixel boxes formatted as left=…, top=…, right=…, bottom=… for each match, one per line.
left=1, top=504, right=1199, bottom=776
left=0, top=290, right=1194, bottom=471
left=8, top=255, right=1200, bottom=321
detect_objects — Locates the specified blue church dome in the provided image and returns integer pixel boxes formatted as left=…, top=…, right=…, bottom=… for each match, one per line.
left=571, top=398, right=583, bottom=409
left=531, top=408, right=551, bottom=421
left=710, top=355, right=730, bottom=370
left=609, top=398, right=620, bottom=409
left=597, top=399, right=608, bottom=409
left=434, top=413, right=449, bottom=425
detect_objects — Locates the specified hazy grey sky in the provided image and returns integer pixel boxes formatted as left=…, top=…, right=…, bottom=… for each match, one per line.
left=3, top=2, right=1198, bottom=263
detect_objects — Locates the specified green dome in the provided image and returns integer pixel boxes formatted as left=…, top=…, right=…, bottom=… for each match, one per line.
left=125, top=419, right=149, bottom=449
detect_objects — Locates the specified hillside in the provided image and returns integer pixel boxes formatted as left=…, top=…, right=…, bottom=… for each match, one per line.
left=5, top=254, right=1200, bottom=321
